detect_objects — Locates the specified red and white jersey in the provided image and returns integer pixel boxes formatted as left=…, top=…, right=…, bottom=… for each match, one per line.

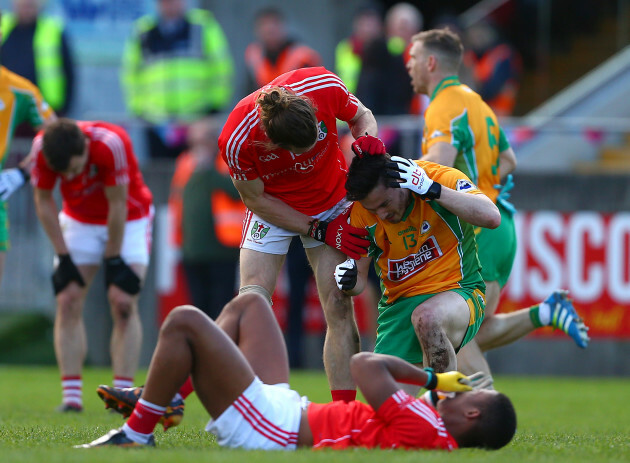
left=219, top=67, right=359, bottom=216
left=307, top=390, right=458, bottom=450
left=31, top=121, right=153, bottom=225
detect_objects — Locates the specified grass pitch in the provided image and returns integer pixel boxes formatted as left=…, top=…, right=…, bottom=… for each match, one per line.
left=0, top=365, right=628, bottom=463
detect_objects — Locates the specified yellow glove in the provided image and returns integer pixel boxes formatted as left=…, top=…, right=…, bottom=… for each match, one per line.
left=423, top=368, right=473, bottom=392
left=434, top=371, right=473, bottom=392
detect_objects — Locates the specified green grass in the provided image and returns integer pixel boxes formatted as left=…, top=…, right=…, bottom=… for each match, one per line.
left=0, top=366, right=629, bottom=462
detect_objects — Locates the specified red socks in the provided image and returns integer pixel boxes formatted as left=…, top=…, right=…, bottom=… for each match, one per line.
left=125, top=398, right=166, bottom=435
left=179, top=376, right=194, bottom=399
left=331, top=389, right=356, bottom=402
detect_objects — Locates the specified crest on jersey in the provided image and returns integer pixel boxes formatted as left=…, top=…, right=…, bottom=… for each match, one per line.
left=429, top=129, right=445, bottom=139
left=251, top=221, right=270, bottom=240
left=456, top=179, right=475, bottom=192
left=420, top=221, right=431, bottom=234
left=317, top=121, right=328, bottom=141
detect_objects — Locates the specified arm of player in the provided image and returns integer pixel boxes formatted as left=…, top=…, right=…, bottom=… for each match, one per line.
left=234, top=177, right=369, bottom=258
left=499, top=147, right=517, bottom=180
left=103, top=184, right=142, bottom=295
left=347, top=100, right=378, bottom=139
left=103, top=184, right=128, bottom=258
left=232, top=176, right=315, bottom=235
left=421, top=141, right=457, bottom=167
left=436, top=186, right=501, bottom=229
left=350, top=352, right=472, bottom=411
left=33, top=187, right=69, bottom=255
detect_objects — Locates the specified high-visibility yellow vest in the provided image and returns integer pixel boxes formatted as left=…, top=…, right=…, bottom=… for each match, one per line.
left=1, top=14, right=66, bottom=111
left=334, top=39, right=361, bottom=94
left=122, top=9, right=234, bottom=123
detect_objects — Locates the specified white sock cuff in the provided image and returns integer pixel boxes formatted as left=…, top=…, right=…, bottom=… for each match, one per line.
left=138, top=397, right=167, bottom=414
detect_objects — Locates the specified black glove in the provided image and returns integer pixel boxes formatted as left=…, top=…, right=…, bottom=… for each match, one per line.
left=104, top=256, right=141, bottom=295
left=51, top=254, right=86, bottom=295
left=334, top=258, right=358, bottom=291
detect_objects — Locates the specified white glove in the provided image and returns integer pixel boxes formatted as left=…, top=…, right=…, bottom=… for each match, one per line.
left=385, top=156, right=439, bottom=199
left=466, top=371, right=495, bottom=390
left=334, top=258, right=357, bottom=291
left=0, top=168, right=27, bottom=201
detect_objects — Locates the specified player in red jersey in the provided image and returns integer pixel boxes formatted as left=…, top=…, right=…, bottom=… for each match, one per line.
left=76, top=294, right=516, bottom=450
left=220, top=67, right=376, bottom=401
left=30, top=119, right=154, bottom=412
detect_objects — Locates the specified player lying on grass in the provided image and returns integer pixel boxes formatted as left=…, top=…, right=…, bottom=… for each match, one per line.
left=78, top=293, right=516, bottom=450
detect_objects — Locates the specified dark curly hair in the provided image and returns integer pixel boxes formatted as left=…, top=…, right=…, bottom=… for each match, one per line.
left=345, top=152, right=392, bottom=201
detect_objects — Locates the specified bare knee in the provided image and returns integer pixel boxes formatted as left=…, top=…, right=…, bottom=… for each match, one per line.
left=323, top=289, right=353, bottom=325
left=56, top=292, right=83, bottom=321
left=110, top=296, right=135, bottom=321
left=161, top=305, right=207, bottom=336
left=411, top=305, right=440, bottom=338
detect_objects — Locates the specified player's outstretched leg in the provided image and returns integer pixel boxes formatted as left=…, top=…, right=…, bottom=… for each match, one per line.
left=95, top=291, right=288, bottom=429
left=531, top=290, right=590, bottom=348
left=80, top=293, right=287, bottom=448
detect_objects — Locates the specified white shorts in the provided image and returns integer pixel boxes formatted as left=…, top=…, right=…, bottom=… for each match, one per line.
left=241, top=198, right=352, bottom=255
left=205, top=377, right=307, bottom=450
left=58, top=208, right=154, bottom=266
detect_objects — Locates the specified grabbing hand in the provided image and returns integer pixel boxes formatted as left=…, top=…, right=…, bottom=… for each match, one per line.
left=351, top=135, right=387, bottom=158
left=334, top=258, right=358, bottom=291
left=385, top=156, right=441, bottom=200
left=308, top=207, right=369, bottom=259
left=0, top=168, right=28, bottom=201
left=104, top=256, right=141, bottom=295
left=466, top=371, right=495, bottom=390
left=423, top=367, right=473, bottom=392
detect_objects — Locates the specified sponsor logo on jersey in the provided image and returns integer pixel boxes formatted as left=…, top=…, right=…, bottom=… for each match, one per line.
left=259, top=153, right=279, bottom=162
left=387, top=235, right=443, bottom=281
left=250, top=221, right=270, bottom=240
left=456, top=179, right=476, bottom=192
left=317, top=121, right=328, bottom=141
left=420, top=221, right=431, bottom=234
left=397, top=225, right=418, bottom=236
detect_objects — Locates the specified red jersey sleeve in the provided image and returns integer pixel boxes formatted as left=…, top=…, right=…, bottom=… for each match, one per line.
left=30, top=134, right=58, bottom=190
left=326, top=71, right=360, bottom=123
left=375, top=390, right=458, bottom=450
left=90, top=127, right=133, bottom=188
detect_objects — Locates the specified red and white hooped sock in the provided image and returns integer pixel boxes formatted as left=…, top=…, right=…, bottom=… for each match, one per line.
left=113, top=375, right=134, bottom=389
left=61, top=375, right=82, bottom=407
left=124, top=397, right=166, bottom=439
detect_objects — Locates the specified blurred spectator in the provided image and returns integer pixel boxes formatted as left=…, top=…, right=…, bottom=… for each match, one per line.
left=335, top=4, right=384, bottom=95
left=1, top=0, right=75, bottom=116
left=168, top=118, right=244, bottom=320
left=387, top=2, right=428, bottom=116
left=244, top=7, right=321, bottom=94
left=121, top=0, right=234, bottom=159
left=464, top=19, right=522, bottom=117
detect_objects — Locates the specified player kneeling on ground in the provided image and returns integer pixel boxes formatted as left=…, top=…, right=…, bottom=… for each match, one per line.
left=78, top=293, right=516, bottom=450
